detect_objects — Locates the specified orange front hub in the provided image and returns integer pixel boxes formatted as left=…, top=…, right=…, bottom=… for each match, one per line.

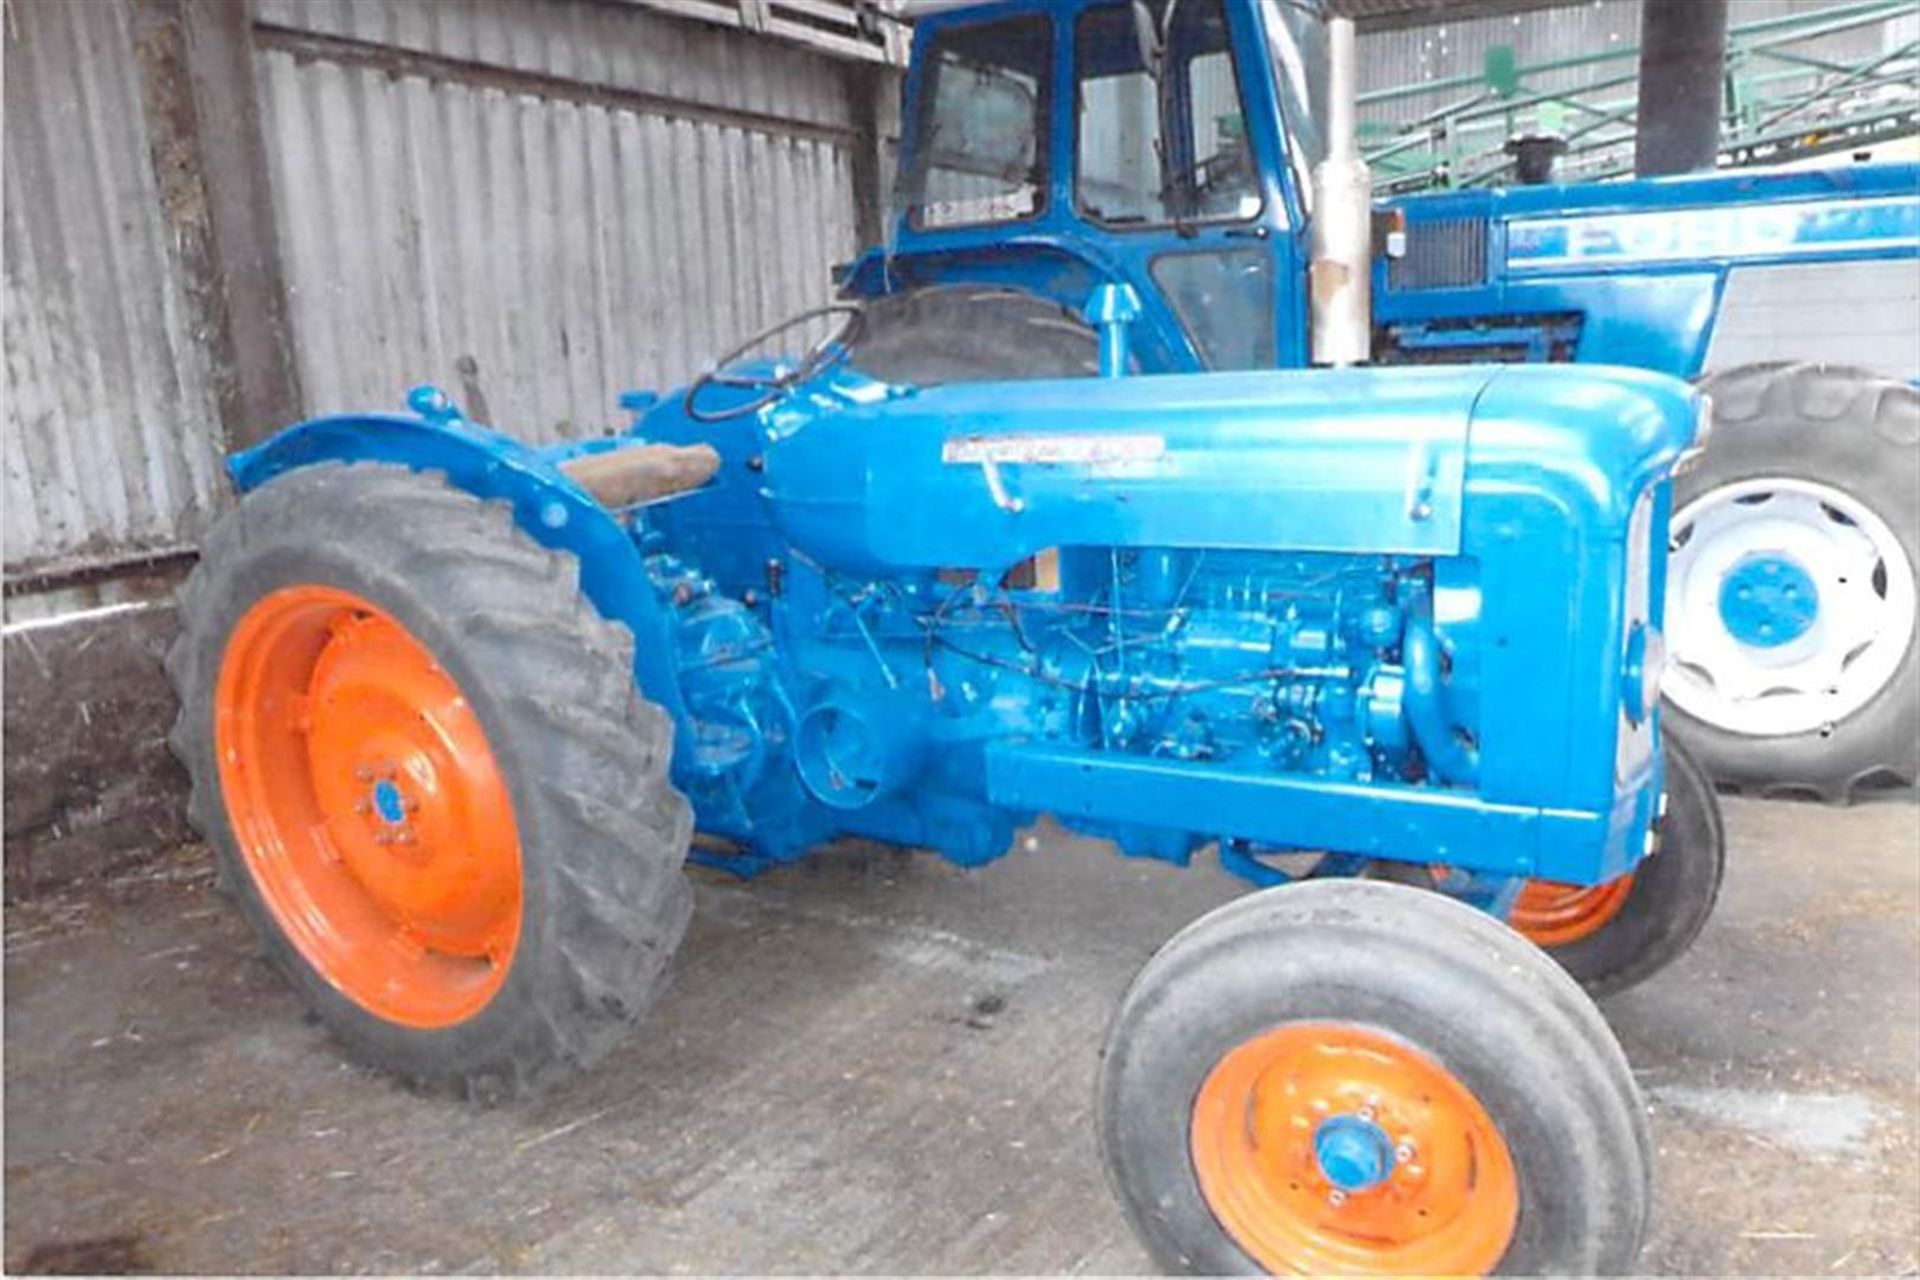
left=1509, top=875, right=1635, bottom=947
left=1190, top=1022, right=1518, bottom=1275
left=215, top=585, right=522, bottom=1029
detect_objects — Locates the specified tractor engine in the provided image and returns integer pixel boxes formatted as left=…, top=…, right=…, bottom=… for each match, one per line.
left=635, top=355, right=1698, bottom=884
left=648, top=539, right=1452, bottom=869
left=924, top=548, right=1427, bottom=781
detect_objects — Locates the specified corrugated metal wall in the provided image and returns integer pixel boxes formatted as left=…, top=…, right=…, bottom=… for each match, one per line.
left=3, top=0, right=869, bottom=584
left=252, top=0, right=863, bottom=442
left=3, top=0, right=229, bottom=577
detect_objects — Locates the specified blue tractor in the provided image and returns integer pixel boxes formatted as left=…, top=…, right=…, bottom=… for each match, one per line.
left=167, top=2, right=1810, bottom=1273
left=844, top=0, right=1919, bottom=804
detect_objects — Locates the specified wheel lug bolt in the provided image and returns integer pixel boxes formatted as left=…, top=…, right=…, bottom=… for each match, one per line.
left=353, top=800, right=370, bottom=815
left=396, top=829, right=415, bottom=845
left=1357, top=1106, right=1375, bottom=1122
left=1395, top=1142, right=1415, bottom=1163
left=1328, top=1189, right=1347, bottom=1206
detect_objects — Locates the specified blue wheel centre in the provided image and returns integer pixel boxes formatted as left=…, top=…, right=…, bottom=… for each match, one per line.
left=372, top=778, right=407, bottom=824
left=1313, top=1114, right=1396, bottom=1192
left=1718, top=552, right=1818, bottom=649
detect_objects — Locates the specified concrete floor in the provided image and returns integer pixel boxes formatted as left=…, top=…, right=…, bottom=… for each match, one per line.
left=5, top=795, right=1917, bottom=1275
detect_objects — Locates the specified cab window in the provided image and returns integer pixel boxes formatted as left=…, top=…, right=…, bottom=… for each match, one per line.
left=906, top=17, right=1051, bottom=231
left=1075, top=0, right=1259, bottom=228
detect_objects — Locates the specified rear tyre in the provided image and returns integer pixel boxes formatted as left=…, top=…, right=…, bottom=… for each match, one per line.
left=1097, top=879, right=1652, bottom=1275
left=1510, top=738, right=1725, bottom=997
left=846, top=284, right=1100, bottom=385
left=168, top=463, right=694, bottom=1100
left=1665, top=363, right=1919, bottom=800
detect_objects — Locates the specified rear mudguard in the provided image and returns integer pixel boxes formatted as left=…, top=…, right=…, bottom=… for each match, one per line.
left=226, top=398, right=692, bottom=751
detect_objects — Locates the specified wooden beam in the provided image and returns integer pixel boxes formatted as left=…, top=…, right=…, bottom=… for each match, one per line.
left=130, top=0, right=302, bottom=449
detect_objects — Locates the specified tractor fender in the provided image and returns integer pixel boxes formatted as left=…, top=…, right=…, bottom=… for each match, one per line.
left=226, top=403, right=692, bottom=735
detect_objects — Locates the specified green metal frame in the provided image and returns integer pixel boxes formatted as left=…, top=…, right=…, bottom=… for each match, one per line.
left=1361, top=0, right=1920, bottom=192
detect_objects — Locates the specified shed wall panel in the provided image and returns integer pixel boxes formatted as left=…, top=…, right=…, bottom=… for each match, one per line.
left=3, top=0, right=227, bottom=576
left=254, top=0, right=860, bottom=440
left=252, top=0, right=856, bottom=131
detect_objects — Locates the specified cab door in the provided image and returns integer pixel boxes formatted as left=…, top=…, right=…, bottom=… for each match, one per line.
left=1069, top=0, right=1304, bottom=370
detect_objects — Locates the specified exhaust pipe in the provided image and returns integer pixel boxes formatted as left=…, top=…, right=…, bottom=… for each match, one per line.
left=1309, top=16, right=1372, bottom=367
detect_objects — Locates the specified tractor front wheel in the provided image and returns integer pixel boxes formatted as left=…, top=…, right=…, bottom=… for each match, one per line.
left=1509, top=737, right=1725, bottom=997
left=168, top=463, right=693, bottom=1100
left=1097, top=879, right=1651, bottom=1275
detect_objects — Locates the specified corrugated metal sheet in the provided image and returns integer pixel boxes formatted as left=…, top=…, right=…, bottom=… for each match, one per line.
left=255, top=0, right=858, bottom=134
left=3, top=0, right=227, bottom=577
left=253, top=0, right=861, bottom=439
left=620, top=0, right=911, bottom=66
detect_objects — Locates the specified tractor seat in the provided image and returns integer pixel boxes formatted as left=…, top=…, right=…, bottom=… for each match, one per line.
left=559, top=442, right=721, bottom=509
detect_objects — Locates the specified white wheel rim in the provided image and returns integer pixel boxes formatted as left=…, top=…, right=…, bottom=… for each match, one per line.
left=1665, top=477, right=1916, bottom=737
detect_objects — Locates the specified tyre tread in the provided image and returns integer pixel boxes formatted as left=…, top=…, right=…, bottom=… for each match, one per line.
left=167, top=464, right=692, bottom=1100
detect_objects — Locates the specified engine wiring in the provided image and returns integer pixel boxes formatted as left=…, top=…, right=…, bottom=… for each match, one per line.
left=915, top=572, right=1350, bottom=703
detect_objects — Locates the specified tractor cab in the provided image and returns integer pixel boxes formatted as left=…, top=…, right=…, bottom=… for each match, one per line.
left=859, top=0, right=1338, bottom=372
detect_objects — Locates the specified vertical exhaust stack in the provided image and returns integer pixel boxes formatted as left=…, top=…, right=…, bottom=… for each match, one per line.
left=1310, top=15, right=1372, bottom=367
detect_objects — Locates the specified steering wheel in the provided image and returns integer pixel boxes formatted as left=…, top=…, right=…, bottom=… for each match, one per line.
left=684, top=303, right=866, bottom=423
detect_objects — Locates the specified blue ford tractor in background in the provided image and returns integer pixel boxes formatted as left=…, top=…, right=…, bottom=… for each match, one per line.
left=843, top=0, right=1918, bottom=804
left=172, top=0, right=1920, bottom=1273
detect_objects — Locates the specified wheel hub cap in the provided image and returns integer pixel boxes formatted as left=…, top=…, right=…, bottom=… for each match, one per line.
left=1717, top=553, right=1818, bottom=648
left=371, top=777, right=408, bottom=824
left=1313, top=1114, right=1396, bottom=1192
left=1666, top=478, right=1917, bottom=737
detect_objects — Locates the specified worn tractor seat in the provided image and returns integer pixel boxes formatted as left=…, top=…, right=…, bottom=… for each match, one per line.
left=559, top=442, right=721, bottom=509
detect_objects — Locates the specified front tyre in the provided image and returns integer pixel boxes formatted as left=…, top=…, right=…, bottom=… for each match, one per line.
left=1509, top=737, right=1725, bottom=997
left=1665, top=363, right=1919, bottom=799
left=168, top=463, right=694, bottom=1100
left=1097, top=879, right=1651, bottom=1275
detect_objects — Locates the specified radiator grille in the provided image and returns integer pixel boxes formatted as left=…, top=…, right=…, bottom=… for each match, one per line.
left=1387, top=218, right=1490, bottom=290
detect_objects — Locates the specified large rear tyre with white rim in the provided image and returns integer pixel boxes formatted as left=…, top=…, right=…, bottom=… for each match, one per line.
left=1665, top=363, right=1918, bottom=801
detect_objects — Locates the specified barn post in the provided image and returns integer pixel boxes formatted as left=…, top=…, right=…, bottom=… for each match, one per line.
left=130, top=0, right=302, bottom=449
left=1634, top=0, right=1731, bottom=176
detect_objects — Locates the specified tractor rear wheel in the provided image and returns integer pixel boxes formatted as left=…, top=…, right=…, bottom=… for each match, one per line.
left=168, top=463, right=693, bottom=1100
left=846, top=284, right=1101, bottom=385
left=1509, top=738, right=1724, bottom=997
left=1665, top=363, right=1918, bottom=800
left=1098, top=879, right=1651, bottom=1275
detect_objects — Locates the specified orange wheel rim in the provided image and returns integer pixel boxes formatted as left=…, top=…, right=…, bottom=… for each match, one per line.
left=215, top=585, right=522, bottom=1028
left=1190, top=1022, right=1518, bottom=1275
left=1510, top=876, right=1635, bottom=947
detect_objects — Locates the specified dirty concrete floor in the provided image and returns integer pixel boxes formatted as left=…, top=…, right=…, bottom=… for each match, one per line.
left=5, top=796, right=1917, bottom=1275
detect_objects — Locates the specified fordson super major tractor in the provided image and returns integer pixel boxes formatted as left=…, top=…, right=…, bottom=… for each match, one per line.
left=168, top=1, right=1878, bottom=1274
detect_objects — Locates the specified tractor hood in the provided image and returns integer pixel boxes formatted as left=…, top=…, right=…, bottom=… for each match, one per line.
left=758, top=363, right=1700, bottom=575
left=1381, top=161, right=1920, bottom=290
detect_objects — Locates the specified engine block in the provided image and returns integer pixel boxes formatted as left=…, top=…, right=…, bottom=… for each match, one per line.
left=650, top=518, right=1495, bottom=876
left=582, top=356, right=1698, bottom=887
